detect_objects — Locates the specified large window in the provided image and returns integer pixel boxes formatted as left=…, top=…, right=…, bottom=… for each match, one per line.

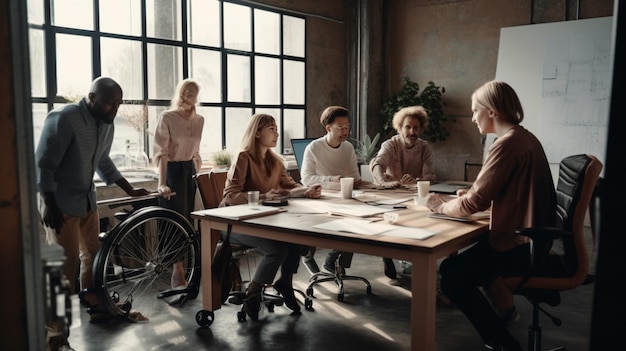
left=28, top=0, right=306, bottom=169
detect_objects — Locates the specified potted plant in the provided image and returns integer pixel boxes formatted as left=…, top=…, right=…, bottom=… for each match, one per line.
left=211, top=150, right=232, bottom=169
left=352, top=132, right=381, bottom=182
left=381, top=77, right=452, bottom=142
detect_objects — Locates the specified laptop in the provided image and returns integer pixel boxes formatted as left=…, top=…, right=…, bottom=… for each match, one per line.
left=429, top=182, right=471, bottom=194
left=290, top=138, right=316, bottom=173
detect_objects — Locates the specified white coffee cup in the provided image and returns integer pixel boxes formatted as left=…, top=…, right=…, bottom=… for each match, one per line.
left=340, top=177, right=354, bottom=199
left=417, top=180, right=430, bottom=198
left=247, top=190, right=260, bottom=207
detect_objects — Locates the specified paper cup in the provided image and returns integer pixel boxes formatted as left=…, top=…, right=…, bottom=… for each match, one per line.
left=417, top=181, right=430, bottom=198
left=340, top=177, right=354, bottom=199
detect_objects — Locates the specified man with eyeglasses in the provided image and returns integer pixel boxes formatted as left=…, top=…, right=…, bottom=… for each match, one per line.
left=299, top=105, right=362, bottom=275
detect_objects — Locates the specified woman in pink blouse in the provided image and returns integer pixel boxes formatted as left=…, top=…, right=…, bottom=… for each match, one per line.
left=153, top=79, right=204, bottom=289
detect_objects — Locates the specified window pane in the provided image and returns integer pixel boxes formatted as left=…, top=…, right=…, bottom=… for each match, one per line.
left=146, top=0, right=181, bottom=40
left=198, top=106, right=223, bottom=161
left=112, top=104, right=146, bottom=169
left=188, top=0, right=220, bottom=46
left=255, top=108, right=281, bottom=153
left=283, top=109, right=305, bottom=152
left=254, top=9, right=279, bottom=55
left=147, top=43, right=183, bottom=100
left=283, top=16, right=305, bottom=57
left=56, top=34, right=91, bottom=99
left=100, top=0, right=142, bottom=36
left=283, top=60, right=305, bottom=104
left=255, top=57, right=280, bottom=105
left=224, top=3, right=251, bottom=51
left=32, top=103, right=48, bottom=149
left=225, top=108, right=252, bottom=152
left=227, top=54, right=250, bottom=102
left=52, top=0, right=93, bottom=30
left=29, top=29, right=46, bottom=97
left=101, top=38, right=143, bottom=100
left=189, top=48, right=221, bottom=103
left=27, top=0, right=43, bottom=24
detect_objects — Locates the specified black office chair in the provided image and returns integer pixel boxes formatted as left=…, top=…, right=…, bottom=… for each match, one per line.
left=504, top=154, right=602, bottom=351
left=196, top=170, right=313, bottom=321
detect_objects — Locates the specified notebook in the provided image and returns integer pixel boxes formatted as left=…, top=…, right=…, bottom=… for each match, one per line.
left=428, top=211, right=490, bottom=222
left=195, top=204, right=283, bottom=220
left=429, top=182, right=471, bottom=194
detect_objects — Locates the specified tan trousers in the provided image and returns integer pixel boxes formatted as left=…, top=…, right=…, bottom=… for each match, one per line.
left=43, top=209, right=101, bottom=294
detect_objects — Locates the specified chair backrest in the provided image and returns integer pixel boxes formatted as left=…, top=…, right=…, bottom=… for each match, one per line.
left=196, top=170, right=228, bottom=209
left=291, top=138, right=315, bottom=173
left=464, top=161, right=482, bottom=182
left=513, top=154, right=602, bottom=291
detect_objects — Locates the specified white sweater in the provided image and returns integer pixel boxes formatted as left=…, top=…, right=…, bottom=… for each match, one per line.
left=300, top=136, right=361, bottom=186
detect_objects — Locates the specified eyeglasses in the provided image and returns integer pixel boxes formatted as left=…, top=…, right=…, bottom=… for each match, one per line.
left=331, top=125, right=351, bottom=132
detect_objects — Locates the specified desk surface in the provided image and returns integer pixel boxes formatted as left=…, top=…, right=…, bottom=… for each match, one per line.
left=192, top=189, right=489, bottom=351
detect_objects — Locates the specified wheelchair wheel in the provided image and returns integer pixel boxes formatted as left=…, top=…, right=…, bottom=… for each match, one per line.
left=93, top=206, right=198, bottom=319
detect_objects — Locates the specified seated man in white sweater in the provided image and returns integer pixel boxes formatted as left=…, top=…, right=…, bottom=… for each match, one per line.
left=300, top=106, right=362, bottom=275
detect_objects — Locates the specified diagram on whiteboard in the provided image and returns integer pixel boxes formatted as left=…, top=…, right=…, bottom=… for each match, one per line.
left=539, top=29, right=611, bottom=163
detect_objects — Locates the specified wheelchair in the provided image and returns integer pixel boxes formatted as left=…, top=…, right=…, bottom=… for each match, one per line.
left=91, top=193, right=201, bottom=320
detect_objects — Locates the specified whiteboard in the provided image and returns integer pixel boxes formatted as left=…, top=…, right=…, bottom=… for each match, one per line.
left=493, top=16, right=613, bottom=174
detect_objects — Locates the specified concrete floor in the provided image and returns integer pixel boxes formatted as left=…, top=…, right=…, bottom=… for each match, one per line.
left=66, top=248, right=594, bottom=351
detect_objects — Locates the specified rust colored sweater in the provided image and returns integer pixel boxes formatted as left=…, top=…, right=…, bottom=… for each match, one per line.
left=437, top=125, right=556, bottom=252
left=221, top=151, right=300, bottom=206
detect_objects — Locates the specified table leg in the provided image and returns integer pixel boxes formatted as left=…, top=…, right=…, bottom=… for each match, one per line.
left=200, top=221, right=222, bottom=312
left=410, top=253, right=438, bottom=351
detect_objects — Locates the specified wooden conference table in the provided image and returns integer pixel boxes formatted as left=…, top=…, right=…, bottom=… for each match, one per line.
left=191, top=187, right=489, bottom=351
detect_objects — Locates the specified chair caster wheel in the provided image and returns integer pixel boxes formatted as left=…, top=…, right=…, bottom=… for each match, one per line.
left=237, top=310, right=246, bottom=322
left=366, top=286, right=372, bottom=294
left=306, top=287, right=314, bottom=297
left=304, top=298, right=313, bottom=311
left=338, top=293, right=344, bottom=302
left=196, top=310, right=214, bottom=327
left=266, top=302, right=275, bottom=312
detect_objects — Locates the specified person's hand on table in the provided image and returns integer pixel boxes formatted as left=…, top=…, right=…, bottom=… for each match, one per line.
left=400, top=174, right=416, bottom=184
left=265, top=189, right=289, bottom=200
left=456, top=188, right=469, bottom=196
left=127, top=187, right=151, bottom=197
left=303, top=184, right=322, bottom=198
left=426, top=193, right=447, bottom=212
left=379, top=173, right=401, bottom=188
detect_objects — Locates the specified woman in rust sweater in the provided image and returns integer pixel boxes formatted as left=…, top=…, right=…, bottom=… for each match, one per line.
left=221, top=113, right=321, bottom=321
left=427, top=81, right=556, bottom=351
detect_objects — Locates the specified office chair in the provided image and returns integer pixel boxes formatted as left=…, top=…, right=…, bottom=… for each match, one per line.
left=196, top=170, right=312, bottom=320
left=503, top=154, right=602, bottom=351
left=464, top=160, right=482, bottom=182
left=290, top=138, right=373, bottom=301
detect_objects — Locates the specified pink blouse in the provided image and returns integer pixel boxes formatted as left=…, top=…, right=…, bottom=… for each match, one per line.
left=153, top=110, right=204, bottom=166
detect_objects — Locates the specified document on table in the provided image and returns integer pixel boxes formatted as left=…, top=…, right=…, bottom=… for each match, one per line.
left=313, top=218, right=397, bottom=235
left=194, top=204, right=283, bottom=220
left=428, top=211, right=490, bottom=222
left=313, top=218, right=439, bottom=240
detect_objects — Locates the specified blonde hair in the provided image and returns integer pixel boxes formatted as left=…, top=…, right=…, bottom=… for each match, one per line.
left=169, top=78, right=200, bottom=112
left=392, top=105, right=428, bottom=132
left=240, top=113, right=282, bottom=170
left=472, top=80, right=524, bottom=124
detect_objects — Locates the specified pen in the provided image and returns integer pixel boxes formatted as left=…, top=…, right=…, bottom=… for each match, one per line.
left=393, top=205, right=407, bottom=209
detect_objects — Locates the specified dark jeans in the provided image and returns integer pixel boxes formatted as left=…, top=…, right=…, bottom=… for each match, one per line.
left=439, top=234, right=530, bottom=346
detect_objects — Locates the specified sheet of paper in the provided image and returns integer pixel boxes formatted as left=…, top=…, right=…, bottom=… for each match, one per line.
left=313, top=218, right=397, bottom=235
left=327, top=204, right=391, bottom=218
left=428, top=211, right=490, bottom=222
left=195, top=204, right=282, bottom=220
left=285, top=199, right=329, bottom=214
left=381, top=227, right=439, bottom=240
